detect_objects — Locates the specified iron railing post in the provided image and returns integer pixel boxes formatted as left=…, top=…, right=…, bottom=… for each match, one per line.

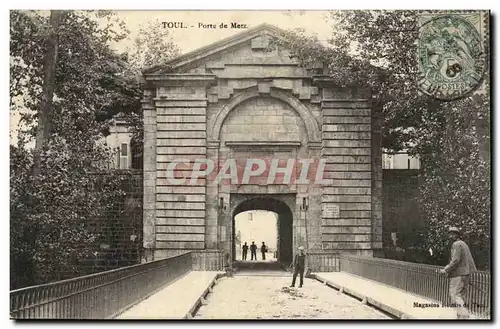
left=10, top=252, right=195, bottom=319
left=332, top=253, right=490, bottom=318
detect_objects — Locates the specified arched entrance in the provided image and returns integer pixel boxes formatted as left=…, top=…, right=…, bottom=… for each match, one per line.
left=140, top=24, right=379, bottom=262
left=231, top=196, right=294, bottom=268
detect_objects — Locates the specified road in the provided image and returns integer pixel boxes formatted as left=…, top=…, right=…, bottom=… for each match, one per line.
left=195, top=275, right=391, bottom=319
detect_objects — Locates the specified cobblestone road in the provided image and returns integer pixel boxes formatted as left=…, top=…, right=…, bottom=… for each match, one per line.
left=195, top=275, right=391, bottom=319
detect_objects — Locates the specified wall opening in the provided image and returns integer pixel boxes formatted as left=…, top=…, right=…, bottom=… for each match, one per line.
left=232, top=197, right=293, bottom=267
left=234, top=210, right=278, bottom=262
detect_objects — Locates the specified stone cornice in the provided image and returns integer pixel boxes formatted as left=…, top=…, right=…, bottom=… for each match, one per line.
left=312, top=75, right=338, bottom=87
left=145, top=74, right=217, bottom=87
left=225, top=141, right=301, bottom=148
left=312, top=75, right=372, bottom=100
left=308, top=141, right=322, bottom=149
left=321, top=100, right=372, bottom=108
left=207, top=141, right=220, bottom=149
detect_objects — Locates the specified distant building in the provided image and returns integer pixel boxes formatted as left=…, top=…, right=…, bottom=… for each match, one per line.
left=382, top=152, right=420, bottom=170
left=105, top=116, right=142, bottom=170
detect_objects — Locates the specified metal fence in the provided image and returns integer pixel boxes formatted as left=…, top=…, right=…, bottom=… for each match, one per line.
left=338, top=254, right=491, bottom=318
left=10, top=252, right=192, bottom=319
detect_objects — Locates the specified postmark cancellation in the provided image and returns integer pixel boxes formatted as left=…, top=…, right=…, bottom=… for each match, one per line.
left=417, top=12, right=488, bottom=100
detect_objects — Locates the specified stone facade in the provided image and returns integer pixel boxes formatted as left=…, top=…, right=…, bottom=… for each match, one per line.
left=141, top=24, right=382, bottom=261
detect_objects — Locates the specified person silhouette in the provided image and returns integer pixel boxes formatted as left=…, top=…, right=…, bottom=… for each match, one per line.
left=242, top=242, right=248, bottom=260
left=250, top=241, right=257, bottom=261
left=261, top=242, right=268, bottom=260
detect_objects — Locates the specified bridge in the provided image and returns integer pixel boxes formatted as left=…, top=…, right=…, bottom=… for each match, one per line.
left=10, top=252, right=490, bottom=320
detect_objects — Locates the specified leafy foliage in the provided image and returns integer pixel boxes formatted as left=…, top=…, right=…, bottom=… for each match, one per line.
left=10, top=10, right=134, bottom=288
left=127, top=19, right=180, bottom=70
left=418, top=93, right=490, bottom=269
left=11, top=10, right=182, bottom=288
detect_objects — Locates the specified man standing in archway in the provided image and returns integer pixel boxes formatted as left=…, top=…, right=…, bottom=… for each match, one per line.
left=242, top=242, right=249, bottom=260
left=250, top=241, right=257, bottom=261
left=290, top=246, right=306, bottom=288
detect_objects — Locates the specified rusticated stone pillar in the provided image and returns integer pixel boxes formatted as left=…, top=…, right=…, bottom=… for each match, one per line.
left=313, top=77, right=378, bottom=256
left=143, top=74, right=216, bottom=260
left=142, top=88, right=156, bottom=262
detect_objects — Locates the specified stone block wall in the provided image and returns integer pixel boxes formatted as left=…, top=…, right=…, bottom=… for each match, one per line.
left=318, top=86, right=376, bottom=256
left=141, top=26, right=383, bottom=259
left=142, top=81, right=382, bottom=258
left=147, top=81, right=215, bottom=260
left=220, top=97, right=305, bottom=143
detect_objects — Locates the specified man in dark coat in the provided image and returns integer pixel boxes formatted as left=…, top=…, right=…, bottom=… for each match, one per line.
left=250, top=241, right=257, bottom=261
left=290, top=246, right=306, bottom=288
left=261, top=242, right=268, bottom=260
left=439, top=226, right=477, bottom=319
left=242, top=242, right=248, bottom=260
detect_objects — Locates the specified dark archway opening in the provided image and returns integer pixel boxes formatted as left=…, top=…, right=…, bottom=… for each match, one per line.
left=232, top=197, right=293, bottom=270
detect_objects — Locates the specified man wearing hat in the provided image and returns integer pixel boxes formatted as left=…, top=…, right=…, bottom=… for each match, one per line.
left=290, top=246, right=306, bottom=288
left=439, top=226, right=477, bottom=319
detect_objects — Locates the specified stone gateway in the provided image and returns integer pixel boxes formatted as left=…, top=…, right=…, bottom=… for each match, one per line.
left=141, top=24, right=383, bottom=266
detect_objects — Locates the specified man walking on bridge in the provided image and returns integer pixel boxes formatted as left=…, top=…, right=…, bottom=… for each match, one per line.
left=290, top=246, right=306, bottom=288
left=439, top=226, right=477, bottom=319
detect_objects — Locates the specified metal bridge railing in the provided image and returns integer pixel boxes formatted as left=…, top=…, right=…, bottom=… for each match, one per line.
left=10, top=252, right=193, bottom=319
left=307, top=251, right=340, bottom=272
left=338, top=254, right=491, bottom=319
left=192, top=250, right=225, bottom=271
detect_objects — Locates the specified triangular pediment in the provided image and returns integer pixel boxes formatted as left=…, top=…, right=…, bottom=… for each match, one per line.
left=143, top=23, right=299, bottom=75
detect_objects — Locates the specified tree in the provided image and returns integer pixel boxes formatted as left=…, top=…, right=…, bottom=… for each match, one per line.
left=419, top=93, right=490, bottom=269
left=127, top=19, right=180, bottom=70
left=10, top=11, right=184, bottom=288
left=10, top=10, right=133, bottom=288
left=272, top=11, right=490, bottom=268
left=33, top=10, right=64, bottom=176
left=121, top=19, right=181, bottom=168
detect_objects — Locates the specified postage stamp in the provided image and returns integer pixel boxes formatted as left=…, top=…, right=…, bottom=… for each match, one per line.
left=417, top=12, right=487, bottom=100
